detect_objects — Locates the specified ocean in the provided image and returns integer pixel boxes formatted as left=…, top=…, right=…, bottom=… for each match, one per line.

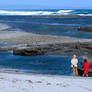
left=0, top=52, right=82, bottom=76
left=0, top=9, right=92, bottom=16
left=0, top=9, right=92, bottom=38
left=0, top=9, right=91, bottom=75
left=0, top=9, right=92, bottom=39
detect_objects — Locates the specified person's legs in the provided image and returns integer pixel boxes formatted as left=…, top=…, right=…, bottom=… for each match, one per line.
left=82, top=74, right=84, bottom=77
left=83, top=70, right=86, bottom=77
left=75, top=67, right=78, bottom=76
left=73, top=67, right=75, bottom=77
left=83, top=69, right=88, bottom=77
left=85, top=69, right=88, bottom=77
left=86, top=74, right=88, bottom=77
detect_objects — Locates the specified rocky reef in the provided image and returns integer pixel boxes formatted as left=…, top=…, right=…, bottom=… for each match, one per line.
left=78, top=26, right=92, bottom=31
left=0, top=41, right=92, bottom=56
left=13, top=42, right=92, bottom=56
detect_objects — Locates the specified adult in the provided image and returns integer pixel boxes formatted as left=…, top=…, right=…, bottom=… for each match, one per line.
left=71, top=55, right=78, bottom=77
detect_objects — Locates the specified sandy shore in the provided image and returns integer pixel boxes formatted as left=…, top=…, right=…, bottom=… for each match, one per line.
left=0, top=30, right=92, bottom=45
left=0, top=72, right=91, bottom=92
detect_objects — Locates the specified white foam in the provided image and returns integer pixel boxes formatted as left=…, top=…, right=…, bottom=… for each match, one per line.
left=78, top=14, right=92, bottom=16
left=57, top=10, right=73, bottom=14
left=0, top=10, right=54, bottom=15
left=0, top=10, right=73, bottom=16
left=41, top=11, right=54, bottom=15
left=0, top=10, right=41, bottom=15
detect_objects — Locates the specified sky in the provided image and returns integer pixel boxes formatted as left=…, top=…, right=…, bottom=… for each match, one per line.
left=0, top=0, right=92, bottom=9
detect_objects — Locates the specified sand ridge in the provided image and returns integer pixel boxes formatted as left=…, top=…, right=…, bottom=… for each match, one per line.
left=0, top=30, right=92, bottom=45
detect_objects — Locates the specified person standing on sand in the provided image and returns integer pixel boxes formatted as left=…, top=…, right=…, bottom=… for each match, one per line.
left=82, top=59, right=89, bottom=77
left=71, top=55, right=78, bottom=77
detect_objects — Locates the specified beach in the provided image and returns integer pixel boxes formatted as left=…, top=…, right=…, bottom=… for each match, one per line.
left=0, top=72, right=91, bottom=92
left=0, top=30, right=91, bottom=92
left=0, top=10, right=92, bottom=92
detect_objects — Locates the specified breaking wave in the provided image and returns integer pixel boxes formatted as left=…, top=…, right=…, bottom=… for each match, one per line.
left=0, top=10, right=73, bottom=16
left=78, top=14, right=92, bottom=16
left=0, top=9, right=92, bottom=16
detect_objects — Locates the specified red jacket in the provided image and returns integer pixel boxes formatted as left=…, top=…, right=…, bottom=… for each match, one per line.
left=84, top=62, right=89, bottom=70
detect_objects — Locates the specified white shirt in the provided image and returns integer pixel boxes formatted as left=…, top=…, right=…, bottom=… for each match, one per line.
left=71, top=58, right=78, bottom=67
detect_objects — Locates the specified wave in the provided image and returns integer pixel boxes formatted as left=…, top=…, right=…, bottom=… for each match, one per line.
left=0, top=9, right=92, bottom=16
left=57, top=10, right=73, bottom=14
left=78, top=14, right=92, bottom=16
left=0, top=10, right=73, bottom=16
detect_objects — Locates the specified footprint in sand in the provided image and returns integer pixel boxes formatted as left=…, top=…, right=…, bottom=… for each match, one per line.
left=26, top=80, right=33, bottom=83
left=36, top=81, right=42, bottom=83
left=47, top=82, right=51, bottom=85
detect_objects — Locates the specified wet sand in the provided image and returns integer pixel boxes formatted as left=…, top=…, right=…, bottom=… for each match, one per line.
left=0, top=30, right=92, bottom=45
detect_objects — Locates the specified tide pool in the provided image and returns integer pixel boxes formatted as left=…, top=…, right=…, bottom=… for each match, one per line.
left=0, top=52, right=82, bottom=76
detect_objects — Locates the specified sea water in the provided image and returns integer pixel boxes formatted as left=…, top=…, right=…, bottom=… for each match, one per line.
left=0, top=9, right=92, bottom=38
left=0, top=9, right=91, bottom=75
left=0, top=51, right=82, bottom=76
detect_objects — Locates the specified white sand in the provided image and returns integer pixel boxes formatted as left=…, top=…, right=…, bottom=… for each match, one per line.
left=0, top=73, right=92, bottom=92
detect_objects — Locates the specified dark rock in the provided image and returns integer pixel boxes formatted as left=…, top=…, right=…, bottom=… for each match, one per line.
left=13, top=47, right=45, bottom=56
left=13, top=42, right=92, bottom=56
left=0, top=41, right=92, bottom=56
left=78, top=27, right=92, bottom=31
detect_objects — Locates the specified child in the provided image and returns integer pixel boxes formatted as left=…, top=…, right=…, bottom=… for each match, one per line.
left=82, top=59, right=89, bottom=77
